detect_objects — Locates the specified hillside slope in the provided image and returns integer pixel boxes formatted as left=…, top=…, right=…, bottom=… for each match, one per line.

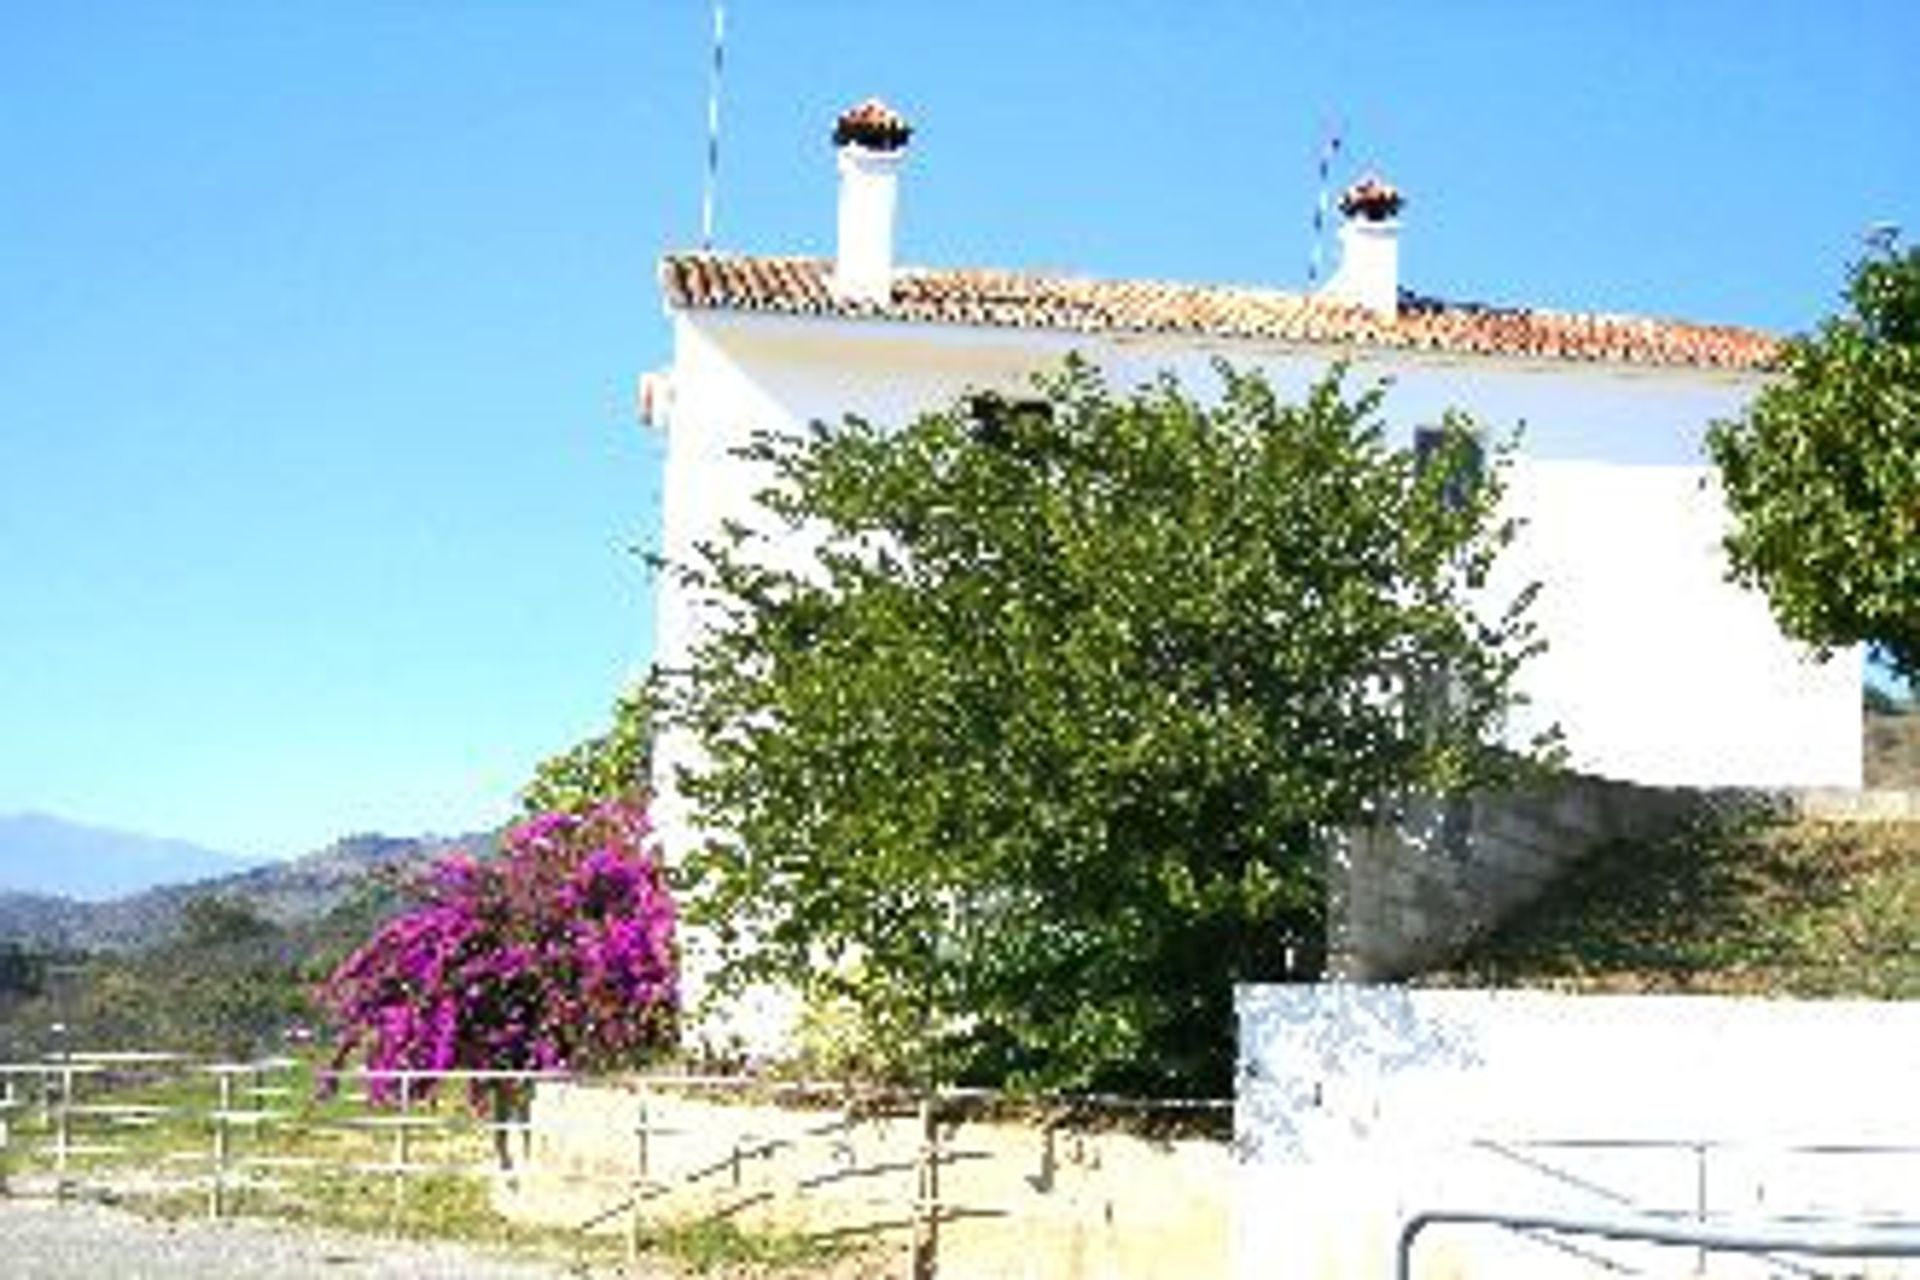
left=0, top=830, right=493, bottom=952
left=1867, top=710, right=1920, bottom=788
left=1444, top=816, right=1920, bottom=997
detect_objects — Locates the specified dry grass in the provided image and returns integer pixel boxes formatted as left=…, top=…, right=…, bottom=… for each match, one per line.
left=1442, top=815, right=1920, bottom=998
left=1866, top=710, right=1920, bottom=788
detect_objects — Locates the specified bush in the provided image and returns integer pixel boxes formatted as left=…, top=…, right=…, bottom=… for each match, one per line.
left=318, top=798, right=678, bottom=1111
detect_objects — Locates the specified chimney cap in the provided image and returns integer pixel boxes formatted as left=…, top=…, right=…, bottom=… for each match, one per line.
left=833, top=98, right=913, bottom=152
left=1339, top=174, right=1404, bottom=222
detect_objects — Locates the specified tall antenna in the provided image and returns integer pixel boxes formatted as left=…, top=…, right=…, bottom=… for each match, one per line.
left=700, top=1, right=726, bottom=251
left=1307, top=119, right=1343, bottom=287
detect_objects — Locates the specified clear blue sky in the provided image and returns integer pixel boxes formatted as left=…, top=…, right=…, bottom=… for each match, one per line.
left=2, top=3, right=1914, bottom=860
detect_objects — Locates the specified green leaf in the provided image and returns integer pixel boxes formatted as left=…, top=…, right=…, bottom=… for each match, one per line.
left=663, top=360, right=1551, bottom=1095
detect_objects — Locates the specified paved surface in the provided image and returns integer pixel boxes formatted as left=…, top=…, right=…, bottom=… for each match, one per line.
left=0, top=1198, right=610, bottom=1279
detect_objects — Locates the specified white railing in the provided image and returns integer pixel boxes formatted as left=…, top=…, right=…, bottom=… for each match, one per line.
left=1398, top=1207, right=1920, bottom=1280
left=0, top=1055, right=567, bottom=1223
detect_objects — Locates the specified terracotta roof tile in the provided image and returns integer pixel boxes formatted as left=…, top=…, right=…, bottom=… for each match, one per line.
left=1340, top=174, right=1405, bottom=222
left=832, top=98, right=912, bottom=151
left=659, top=253, right=1780, bottom=372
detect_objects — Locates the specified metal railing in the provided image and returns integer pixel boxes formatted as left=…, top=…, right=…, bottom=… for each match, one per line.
left=1466, top=1143, right=1920, bottom=1274
left=1398, top=1207, right=1920, bottom=1280
left=2, top=1054, right=1232, bottom=1278
left=1400, top=1134, right=1920, bottom=1278
left=540, top=1072, right=1232, bottom=1277
left=0, top=1055, right=566, bottom=1223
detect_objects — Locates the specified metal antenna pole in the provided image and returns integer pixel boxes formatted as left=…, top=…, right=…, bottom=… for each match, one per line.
left=1308, top=119, right=1342, bottom=286
left=701, top=1, right=726, bottom=251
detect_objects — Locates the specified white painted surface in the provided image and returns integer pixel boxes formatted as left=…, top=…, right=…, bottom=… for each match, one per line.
left=1497, top=460, right=1862, bottom=788
left=1321, top=217, right=1400, bottom=315
left=1235, top=985, right=1920, bottom=1278
left=832, top=142, right=904, bottom=302
left=654, top=308, right=1861, bottom=851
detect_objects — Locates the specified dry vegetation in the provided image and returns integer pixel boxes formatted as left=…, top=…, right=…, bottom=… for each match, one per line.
left=1866, top=710, right=1920, bottom=788
left=1445, top=816, right=1920, bottom=997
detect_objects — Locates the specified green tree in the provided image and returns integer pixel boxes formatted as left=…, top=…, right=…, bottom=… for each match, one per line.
left=177, top=894, right=277, bottom=948
left=1708, top=246, right=1920, bottom=682
left=520, top=680, right=659, bottom=816
left=666, top=361, right=1550, bottom=1095
left=0, top=943, right=43, bottom=1002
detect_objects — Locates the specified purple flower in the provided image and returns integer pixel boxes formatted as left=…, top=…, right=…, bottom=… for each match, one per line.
left=314, top=796, right=678, bottom=1111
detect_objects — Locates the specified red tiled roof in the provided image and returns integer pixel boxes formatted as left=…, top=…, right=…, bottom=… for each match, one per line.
left=832, top=98, right=912, bottom=151
left=1340, top=174, right=1404, bottom=222
left=659, top=253, right=1780, bottom=372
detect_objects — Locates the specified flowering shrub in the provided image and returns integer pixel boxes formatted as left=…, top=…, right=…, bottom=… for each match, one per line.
left=317, top=798, right=677, bottom=1110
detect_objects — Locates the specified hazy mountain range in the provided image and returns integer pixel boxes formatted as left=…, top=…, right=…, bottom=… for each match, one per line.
left=0, top=812, right=494, bottom=952
left=0, top=812, right=260, bottom=901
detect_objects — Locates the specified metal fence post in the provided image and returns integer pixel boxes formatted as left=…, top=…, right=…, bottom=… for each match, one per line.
left=392, top=1072, right=413, bottom=1229
left=209, top=1069, right=233, bottom=1219
left=910, top=1094, right=940, bottom=1280
left=53, top=1063, right=73, bottom=1202
left=1692, top=1141, right=1709, bottom=1275
left=628, top=1092, right=650, bottom=1264
left=0, top=1073, right=12, bottom=1197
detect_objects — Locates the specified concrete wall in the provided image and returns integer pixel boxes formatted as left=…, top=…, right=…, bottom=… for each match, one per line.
left=499, top=1081, right=1231, bottom=1280
left=1235, top=985, right=1920, bottom=1279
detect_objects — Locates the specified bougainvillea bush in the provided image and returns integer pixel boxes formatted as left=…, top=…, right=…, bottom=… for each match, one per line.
left=317, top=798, right=678, bottom=1111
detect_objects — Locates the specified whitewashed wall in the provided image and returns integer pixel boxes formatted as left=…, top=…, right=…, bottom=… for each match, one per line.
left=1494, top=460, right=1861, bottom=787
left=1235, top=985, right=1920, bottom=1278
left=654, top=308, right=1861, bottom=850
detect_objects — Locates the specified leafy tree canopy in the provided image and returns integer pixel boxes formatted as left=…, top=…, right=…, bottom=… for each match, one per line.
left=177, top=893, right=278, bottom=949
left=1708, top=246, right=1920, bottom=682
left=0, top=942, right=45, bottom=1002
left=665, top=360, right=1550, bottom=1095
left=520, top=680, right=658, bottom=816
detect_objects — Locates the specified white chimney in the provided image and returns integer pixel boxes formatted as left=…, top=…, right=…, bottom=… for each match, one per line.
left=1320, top=174, right=1404, bottom=316
left=831, top=98, right=912, bottom=303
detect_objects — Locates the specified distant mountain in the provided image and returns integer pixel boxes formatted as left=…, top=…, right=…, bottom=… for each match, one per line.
left=0, top=827, right=496, bottom=953
left=0, top=812, right=258, bottom=901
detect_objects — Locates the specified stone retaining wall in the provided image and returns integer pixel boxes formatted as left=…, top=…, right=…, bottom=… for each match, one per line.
left=1330, top=774, right=1920, bottom=982
left=1328, top=771, right=1920, bottom=982
left=1327, top=773, right=1725, bottom=981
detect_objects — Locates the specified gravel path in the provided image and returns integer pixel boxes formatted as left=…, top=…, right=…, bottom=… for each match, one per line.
left=0, top=1198, right=614, bottom=1279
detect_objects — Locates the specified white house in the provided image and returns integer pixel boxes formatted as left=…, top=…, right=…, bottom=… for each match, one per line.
left=645, top=98, right=1862, bottom=855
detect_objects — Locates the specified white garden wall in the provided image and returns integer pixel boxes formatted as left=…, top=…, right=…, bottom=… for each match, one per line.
left=1235, top=985, right=1920, bottom=1278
